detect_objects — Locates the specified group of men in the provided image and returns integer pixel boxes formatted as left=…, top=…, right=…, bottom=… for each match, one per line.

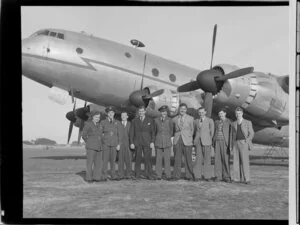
left=82, top=103, right=254, bottom=184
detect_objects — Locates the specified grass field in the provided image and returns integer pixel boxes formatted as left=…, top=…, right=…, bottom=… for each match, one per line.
left=23, top=146, right=288, bottom=219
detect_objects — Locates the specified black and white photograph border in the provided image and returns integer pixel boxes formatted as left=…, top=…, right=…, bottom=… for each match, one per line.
left=0, top=0, right=298, bottom=223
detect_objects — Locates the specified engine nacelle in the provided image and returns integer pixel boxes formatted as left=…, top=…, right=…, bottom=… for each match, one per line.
left=213, top=64, right=289, bottom=126
left=144, top=86, right=203, bottom=118
left=145, top=86, right=180, bottom=117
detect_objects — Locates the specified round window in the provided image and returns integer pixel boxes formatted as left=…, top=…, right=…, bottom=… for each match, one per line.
left=76, top=48, right=83, bottom=54
left=152, top=68, right=159, bottom=77
left=169, top=74, right=176, bottom=82
left=125, top=52, right=132, bottom=58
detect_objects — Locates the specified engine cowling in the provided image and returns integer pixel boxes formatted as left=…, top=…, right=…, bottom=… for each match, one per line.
left=213, top=64, right=289, bottom=126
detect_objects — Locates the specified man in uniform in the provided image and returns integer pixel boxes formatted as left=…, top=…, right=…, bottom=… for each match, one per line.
left=100, top=106, right=122, bottom=180
left=193, top=107, right=215, bottom=181
left=154, top=105, right=174, bottom=180
left=212, top=108, right=232, bottom=182
left=129, top=105, right=155, bottom=180
left=232, top=107, right=254, bottom=184
left=118, top=111, right=133, bottom=179
left=172, top=103, right=195, bottom=181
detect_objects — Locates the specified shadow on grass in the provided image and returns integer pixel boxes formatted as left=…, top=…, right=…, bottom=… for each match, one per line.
left=32, top=155, right=288, bottom=167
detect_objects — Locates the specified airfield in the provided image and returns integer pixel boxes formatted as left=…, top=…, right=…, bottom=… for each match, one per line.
left=23, top=145, right=288, bottom=219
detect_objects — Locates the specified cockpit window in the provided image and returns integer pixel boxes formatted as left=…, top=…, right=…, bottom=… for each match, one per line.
left=57, top=33, right=64, bottom=39
left=37, top=30, right=50, bottom=36
left=31, top=30, right=65, bottom=40
left=50, top=32, right=56, bottom=37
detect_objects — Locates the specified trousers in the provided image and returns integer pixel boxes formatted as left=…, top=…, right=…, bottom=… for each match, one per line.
left=86, top=149, right=103, bottom=181
left=155, top=147, right=171, bottom=178
left=173, top=136, right=194, bottom=179
left=135, top=145, right=152, bottom=178
left=194, top=143, right=212, bottom=179
left=214, top=140, right=230, bottom=180
left=118, top=144, right=132, bottom=178
left=102, top=145, right=117, bottom=179
left=232, top=140, right=250, bottom=182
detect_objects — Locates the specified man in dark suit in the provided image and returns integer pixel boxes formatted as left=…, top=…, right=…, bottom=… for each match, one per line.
left=193, top=107, right=215, bottom=181
left=81, top=111, right=103, bottom=183
left=154, top=105, right=174, bottom=180
left=232, top=107, right=254, bottom=184
left=212, top=108, right=232, bottom=182
left=129, top=105, right=155, bottom=180
left=172, top=103, right=195, bottom=181
left=118, top=111, right=133, bottom=179
left=100, top=106, right=122, bottom=180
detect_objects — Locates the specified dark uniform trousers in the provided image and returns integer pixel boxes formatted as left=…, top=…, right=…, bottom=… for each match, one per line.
left=81, top=121, right=103, bottom=181
left=154, top=117, right=173, bottom=179
left=101, top=119, right=122, bottom=179
left=232, top=140, right=250, bottom=182
left=118, top=122, right=132, bottom=178
left=173, top=136, right=194, bottom=179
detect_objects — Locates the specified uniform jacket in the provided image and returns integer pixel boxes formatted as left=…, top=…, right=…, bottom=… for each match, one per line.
left=173, top=114, right=194, bottom=146
left=232, top=119, right=254, bottom=150
left=194, top=117, right=215, bottom=146
left=120, top=121, right=131, bottom=148
left=154, top=117, right=174, bottom=148
left=81, top=120, right=102, bottom=151
left=212, top=118, right=233, bottom=149
left=129, top=116, right=155, bottom=147
left=100, top=118, right=122, bottom=147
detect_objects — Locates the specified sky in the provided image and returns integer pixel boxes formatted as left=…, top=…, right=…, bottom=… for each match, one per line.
left=21, top=6, right=289, bottom=144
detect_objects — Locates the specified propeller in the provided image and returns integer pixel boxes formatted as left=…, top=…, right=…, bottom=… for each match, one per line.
left=67, top=98, right=76, bottom=144
left=77, top=101, right=87, bottom=144
left=177, top=24, right=254, bottom=117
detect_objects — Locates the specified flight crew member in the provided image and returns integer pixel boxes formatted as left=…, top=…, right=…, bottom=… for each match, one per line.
left=212, top=108, right=232, bottom=182
left=100, top=106, right=122, bottom=180
left=154, top=105, right=174, bottom=180
left=81, top=110, right=103, bottom=183
left=129, top=105, right=155, bottom=180
left=118, top=111, right=133, bottom=179
left=172, top=103, right=195, bottom=181
left=193, top=107, right=215, bottom=181
left=231, top=107, right=254, bottom=184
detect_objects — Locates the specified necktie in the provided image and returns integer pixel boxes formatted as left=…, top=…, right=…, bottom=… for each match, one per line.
left=110, top=119, right=112, bottom=124
left=140, top=117, right=144, bottom=122
left=123, top=121, right=126, bottom=127
left=180, top=116, right=184, bottom=127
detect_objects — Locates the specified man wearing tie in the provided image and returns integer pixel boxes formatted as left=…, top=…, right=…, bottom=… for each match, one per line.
left=100, top=106, right=122, bottom=180
left=129, top=105, right=155, bottom=180
left=193, top=107, right=215, bottom=181
left=118, top=111, right=133, bottom=180
left=154, top=105, right=174, bottom=180
left=172, top=103, right=195, bottom=181
left=232, top=107, right=254, bottom=184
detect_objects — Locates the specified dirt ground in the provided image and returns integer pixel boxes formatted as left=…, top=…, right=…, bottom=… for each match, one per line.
left=23, top=146, right=288, bottom=219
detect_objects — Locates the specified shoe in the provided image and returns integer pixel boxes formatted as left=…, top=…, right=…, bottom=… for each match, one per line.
left=171, top=177, right=180, bottom=181
left=165, top=177, right=172, bottom=181
left=86, top=180, right=93, bottom=183
left=244, top=181, right=251, bottom=184
left=194, top=178, right=201, bottom=182
left=156, top=177, right=162, bottom=180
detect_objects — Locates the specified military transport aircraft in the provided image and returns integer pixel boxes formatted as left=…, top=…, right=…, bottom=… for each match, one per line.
left=22, top=25, right=289, bottom=147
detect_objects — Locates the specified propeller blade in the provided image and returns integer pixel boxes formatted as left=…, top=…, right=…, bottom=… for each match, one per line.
left=177, top=81, right=200, bottom=93
left=67, top=121, right=74, bottom=144
left=77, top=124, right=83, bottom=144
left=67, top=99, right=77, bottom=144
left=216, top=67, right=254, bottom=81
left=203, top=92, right=213, bottom=118
left=210, top=24, right=217, bottom=69
left=140, top=54, right=147, bottom=90
left=143, top=89, right=164, bottom=99
left=70, top=88, right=75, bottom=103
